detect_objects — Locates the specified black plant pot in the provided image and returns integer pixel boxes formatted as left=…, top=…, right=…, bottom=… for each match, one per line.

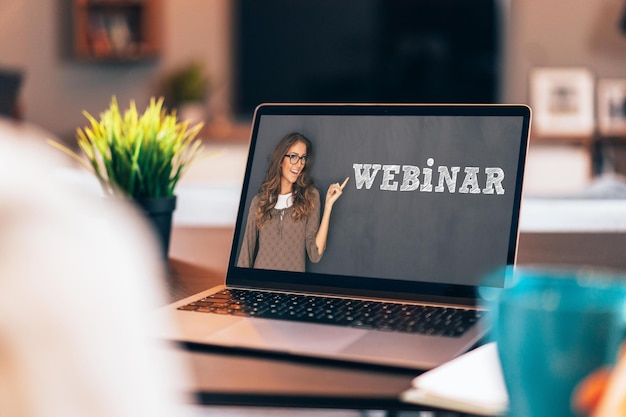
left=134, top=196, right=177, bottom=259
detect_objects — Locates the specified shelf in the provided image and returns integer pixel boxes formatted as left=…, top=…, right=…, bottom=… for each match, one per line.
left=72, top=0, right=160, bottom=62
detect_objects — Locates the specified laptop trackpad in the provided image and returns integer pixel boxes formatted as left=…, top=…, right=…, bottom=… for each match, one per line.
left=205, top=319, right=367, bottom=353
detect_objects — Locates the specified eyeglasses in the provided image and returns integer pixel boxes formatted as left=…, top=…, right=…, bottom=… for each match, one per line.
left=284, top=153, right=308, bottom=165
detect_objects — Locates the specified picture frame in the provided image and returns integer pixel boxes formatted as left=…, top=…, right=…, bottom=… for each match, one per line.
left=597, top=78, right=626, bottom=137
left=530, top=67, right=595, bottom=137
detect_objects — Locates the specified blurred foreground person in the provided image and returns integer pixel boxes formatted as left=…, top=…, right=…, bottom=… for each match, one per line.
left=0, top=118, right=190, bottom=417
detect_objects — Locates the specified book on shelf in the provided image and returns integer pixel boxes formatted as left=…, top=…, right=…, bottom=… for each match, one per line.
left=87, top=10, right=138, bottom=58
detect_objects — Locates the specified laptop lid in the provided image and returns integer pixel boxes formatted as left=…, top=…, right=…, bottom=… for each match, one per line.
left=227, top=104, right=531, bottom=304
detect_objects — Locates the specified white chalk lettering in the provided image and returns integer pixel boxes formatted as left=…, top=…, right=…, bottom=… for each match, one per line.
left=352, top=159, right=505, bottom=195
left=483, top=167, right=505, bottom=194
left=400, top=165, right=420, bottom=191
left=459, top=167, right=481, bottom=194
left=353, top=163, right=382, bottom=189
left=420, top=158, right=433, bottom=192
left=435, top=166, right=461, bottom=193
left=380, top=165, right=401, bottom=191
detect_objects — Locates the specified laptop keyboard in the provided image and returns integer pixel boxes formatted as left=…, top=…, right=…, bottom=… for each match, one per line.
left=178, top=288, right=483, bottom=337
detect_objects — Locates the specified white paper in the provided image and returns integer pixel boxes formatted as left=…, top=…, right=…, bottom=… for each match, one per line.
left=401, top=343, right=508, bottom=416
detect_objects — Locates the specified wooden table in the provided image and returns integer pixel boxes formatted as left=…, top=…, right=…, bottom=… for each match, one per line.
left=167, top=226, right=626, bottom=410
left=167, top=227, right=234, bottom=301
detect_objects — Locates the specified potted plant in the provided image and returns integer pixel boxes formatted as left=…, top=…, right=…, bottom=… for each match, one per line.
left=49, top=96, right=204, bottom=258
left=162, top=60, right=210, bottom=124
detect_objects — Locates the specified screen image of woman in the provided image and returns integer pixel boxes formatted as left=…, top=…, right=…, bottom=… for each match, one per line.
left=237, top=132, right=348, bottom=272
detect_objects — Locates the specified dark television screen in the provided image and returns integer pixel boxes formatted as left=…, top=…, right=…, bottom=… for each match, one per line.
left=233, top=0, right=502, bottom=119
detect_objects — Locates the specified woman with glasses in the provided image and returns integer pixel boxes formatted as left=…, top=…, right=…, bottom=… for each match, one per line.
left=237, top=132, right=348, bottom=272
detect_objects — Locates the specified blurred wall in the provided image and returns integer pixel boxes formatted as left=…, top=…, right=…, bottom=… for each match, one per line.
left=503, top=0, right=626, bottom=105
left=0, top=0, right=231, bottom=140
left=1, top=0, right=626, bottom=140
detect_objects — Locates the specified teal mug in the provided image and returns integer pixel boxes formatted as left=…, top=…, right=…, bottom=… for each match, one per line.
left=484, top=267, right=626, bottom=417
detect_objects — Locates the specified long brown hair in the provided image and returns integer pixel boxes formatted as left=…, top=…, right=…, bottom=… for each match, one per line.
left=256, top=132, right=317, bottom=229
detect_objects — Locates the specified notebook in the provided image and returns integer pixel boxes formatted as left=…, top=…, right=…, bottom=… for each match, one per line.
left=157, top=103, right=531, bottom=370
left=400, top=342, right=508, bottom=415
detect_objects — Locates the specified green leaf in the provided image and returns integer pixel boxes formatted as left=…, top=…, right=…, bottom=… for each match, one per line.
left=47, top=95, right=205, bottom=198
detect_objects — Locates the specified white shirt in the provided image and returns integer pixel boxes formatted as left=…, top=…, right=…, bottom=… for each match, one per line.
left=274, top=192, right=294, bottom=210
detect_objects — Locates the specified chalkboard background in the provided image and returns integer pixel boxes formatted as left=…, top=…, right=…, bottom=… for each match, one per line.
left=235, top=114, right=524, bottom=286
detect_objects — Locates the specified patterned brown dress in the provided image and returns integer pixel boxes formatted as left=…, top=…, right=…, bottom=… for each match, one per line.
left=237, top=189, right=322, bottom=272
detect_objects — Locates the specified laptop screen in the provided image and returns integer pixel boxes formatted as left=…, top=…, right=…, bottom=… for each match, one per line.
left=228, top=104, right=530, bottom=302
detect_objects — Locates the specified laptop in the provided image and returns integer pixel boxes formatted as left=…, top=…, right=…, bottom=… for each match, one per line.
left=158, top=103, right=531, bottom=370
